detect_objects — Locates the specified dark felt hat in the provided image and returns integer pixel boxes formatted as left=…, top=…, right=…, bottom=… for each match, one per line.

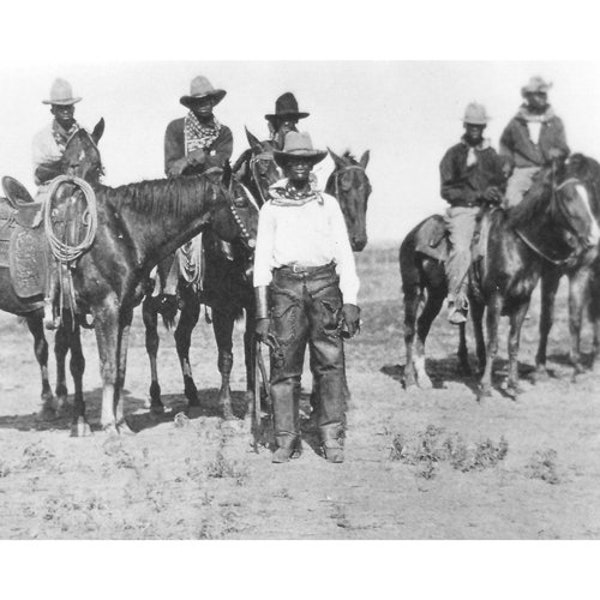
left=265, top=92, right=309, bottom=123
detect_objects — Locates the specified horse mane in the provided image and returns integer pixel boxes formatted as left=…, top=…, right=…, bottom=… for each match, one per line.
left=97, top=175, right=211, bottom=220
left=507, top=168, right=552, bottom=227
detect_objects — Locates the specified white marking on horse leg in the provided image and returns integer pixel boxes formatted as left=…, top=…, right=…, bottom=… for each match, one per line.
left=576, top=184, right=600, bottom=245
left=414, top=354, right=432, bottom=389
left=101, top=384, right=115, bottom=428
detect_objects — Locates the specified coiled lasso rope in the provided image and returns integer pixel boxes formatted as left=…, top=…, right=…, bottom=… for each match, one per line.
left=44, top=175, right=97, bottom=263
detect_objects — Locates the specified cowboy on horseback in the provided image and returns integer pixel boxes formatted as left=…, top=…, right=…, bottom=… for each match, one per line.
left=253, top=131, right=360, bottom=464
left=265, top=92, right=310, bottom=150
left=500, top=76, right=570, bottom=207
left=32, top=78, right=86, bottom=329
left=441, top=102, right=507, bottom=325
left=160, top=75, right=234, bottom=299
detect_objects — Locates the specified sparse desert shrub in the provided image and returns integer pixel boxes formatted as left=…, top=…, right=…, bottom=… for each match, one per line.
left=526, top=449, right=560, bottom=485
left=0, top=460, right=11, bottom=477
left=206, top=451, right=248, bottom=485
left=20, top=442, right=55, bottom=470
left=390, top=425, right=509, bottom=479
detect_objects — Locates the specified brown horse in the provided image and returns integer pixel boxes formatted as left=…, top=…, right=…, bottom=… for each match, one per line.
left=400, top=164, right=600, bottom=399
left=535, top=154, right=600, bottom=378
left=0, top=120, right=104, bottom=419
left=141, top=175, right=260, bottom=420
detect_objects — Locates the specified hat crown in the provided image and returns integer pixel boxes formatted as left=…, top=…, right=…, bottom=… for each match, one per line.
left=281, top=131, right=316, bottom=154
left=44, top=78, right=81, bottom=105
left=189, top=75, right=217, bottom=97
left=463, top=102, right=489, bottom=125
left=275, top=92, right=300, bottom=115
left=522, top=75, right=552, bottom=95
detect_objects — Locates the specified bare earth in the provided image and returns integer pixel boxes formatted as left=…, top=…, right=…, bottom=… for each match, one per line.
left=0, top=244, right=599, bottom=539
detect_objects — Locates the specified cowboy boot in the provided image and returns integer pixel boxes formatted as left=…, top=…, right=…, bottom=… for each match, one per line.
left=320, top=422, right=345, bottom=463
left=272, top=432, right=302, bottom=464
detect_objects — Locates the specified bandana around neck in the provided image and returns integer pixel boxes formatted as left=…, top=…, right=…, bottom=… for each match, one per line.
left=461, top=136, right=491, bottom=167
left=516, top=104, right=555, bottom=123
left=52, top=119, right=79, bottom=154
left=269, top=178, right=323, bottom=206
left=184, top=111, right=222, bottom=154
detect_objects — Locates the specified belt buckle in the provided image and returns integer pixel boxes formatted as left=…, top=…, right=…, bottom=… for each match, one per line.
left=291, top=264, right=304, bottom=274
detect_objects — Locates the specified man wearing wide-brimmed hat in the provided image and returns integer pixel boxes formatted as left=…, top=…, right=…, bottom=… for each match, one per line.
left=440, top=102, right=507, bottom=325
left=265, top=92, right=310, bottom=150
left=500, top=76, right=570, bottom=207
left=253, top=131, right=360, bottom=464
left=32, top=78, right=83, bottom=186
left=164, top=75, right=233, bottom=178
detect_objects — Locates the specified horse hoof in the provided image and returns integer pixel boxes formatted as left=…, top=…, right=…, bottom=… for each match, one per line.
left=70, top=418, right=92, bottom=437
left=150, top=403, right=165, bottom=416
left=117, top=420, right=135, bottom=436
left=38, top=405, right=57, bottom=422
left=534, top=366, right=550, bottom=383
left=417, top=376, right=433, bottom=390
left=222, top=406, right=235, bottom=421
left=186, top=404, right=202, bottom=419
left=476, top=385, right=492, bottom=401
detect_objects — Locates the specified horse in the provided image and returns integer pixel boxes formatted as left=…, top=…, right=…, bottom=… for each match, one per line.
left=0, top=120, right=105, bottom=419
left=141, top=175, right=260, bottom=420
left=325, top=149, right=371, bottom=251
left=400, top=164, right=600, bottom=400
left=535, top=154, right=600, bottom=378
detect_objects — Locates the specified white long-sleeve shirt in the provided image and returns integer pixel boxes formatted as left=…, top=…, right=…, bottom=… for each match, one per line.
left=253, top=181, right=360, bottom=305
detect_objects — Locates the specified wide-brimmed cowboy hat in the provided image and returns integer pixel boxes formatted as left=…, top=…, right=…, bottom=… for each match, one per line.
left=273, top=131, right=327, bottom=167
left=265, top=92, right=309, bottom=123
left=180, top=75, right=226, bottom=108
left=462, top=102, right=490, bottom=125
left=42, top=78, right=82, bottom=105
left=521, top=76, right=552, bottom=97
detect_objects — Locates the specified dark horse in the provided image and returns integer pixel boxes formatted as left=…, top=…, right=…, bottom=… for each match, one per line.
left=34, top=131, right=249, bottom=435
left=400, top=164, right=600, bottom=399
left=0, top=120, right=105, bottom=419
left=536, top=154, right=600, bottom=377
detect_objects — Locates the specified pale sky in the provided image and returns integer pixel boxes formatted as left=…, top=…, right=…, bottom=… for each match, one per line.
left=2, top=61, right=600, bottom=243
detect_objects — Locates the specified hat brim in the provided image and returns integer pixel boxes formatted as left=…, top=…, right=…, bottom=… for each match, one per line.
left=462, top=118, right=489, bottom=125
left=42, top=97, right=82, bottom=105
left=273, top=149, right=327, bottom=167
left=521, top=84, right=552, bottom=97
left=265, top=111, right=310, bottom=122
left=180, top=89, right=226, bottom=108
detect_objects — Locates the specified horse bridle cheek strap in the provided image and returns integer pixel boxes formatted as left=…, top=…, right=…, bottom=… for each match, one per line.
left=229, top=183, right=257, bottom=250
left=250, top=155, right=276, bottom=206
left=334, top=164, right=366, bottom=217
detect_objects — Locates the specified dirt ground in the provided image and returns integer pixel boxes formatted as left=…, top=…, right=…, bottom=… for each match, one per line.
left=0, top=243, right=599, bottom=540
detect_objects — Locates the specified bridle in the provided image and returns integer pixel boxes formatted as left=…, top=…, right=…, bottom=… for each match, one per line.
left=333, top=164, right=368, bottom=204
left=228, top=182, right=258, bottom=251
left=249, top=151, right=278, bottom=206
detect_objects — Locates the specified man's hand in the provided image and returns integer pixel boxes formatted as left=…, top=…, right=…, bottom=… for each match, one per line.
left=548, top=148, right=565, bottom=161
left=187, top=149, right=206, bottom=165
left=482, top=186, right=502, bottom=204
left=255, top=318, right=271, bottom=343
left=341, top=304, right=361, bottom=339
left=167, top=157, right=188, bottom=178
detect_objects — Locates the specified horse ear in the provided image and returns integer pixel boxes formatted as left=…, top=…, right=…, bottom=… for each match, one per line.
left=222, top=161, right=232, bottom=188
left=359, top=150, right=370, bottom=169
left=245, top=127, right=262, bottom=153
left=328, top=148, right=344, bottom=169
left=91, top=118, right=105, bottom=144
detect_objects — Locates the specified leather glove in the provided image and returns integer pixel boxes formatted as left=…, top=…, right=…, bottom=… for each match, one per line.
left=482, top=186, right=502, bottom=204
left=187, top=148, right=206, bottom=165
left=167, top=157, right=188, bottom=178
left=255, top=318, right=271, bottom=343
left=341, top=304, right=361, bottom=339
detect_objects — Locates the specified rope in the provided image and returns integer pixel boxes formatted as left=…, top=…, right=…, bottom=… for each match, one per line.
left=44, top=175, right=97, bottom=264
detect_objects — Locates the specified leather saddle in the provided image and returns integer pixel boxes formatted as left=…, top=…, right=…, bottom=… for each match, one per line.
left=0, top=176, right=48, bottom=298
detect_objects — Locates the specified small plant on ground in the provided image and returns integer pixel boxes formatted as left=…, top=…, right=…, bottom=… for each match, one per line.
left=526, top=449, right=560, bottom=485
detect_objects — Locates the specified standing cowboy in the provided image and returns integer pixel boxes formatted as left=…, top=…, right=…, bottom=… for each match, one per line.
left=500, top=76, right=570, bottom=207
left=161, top=75, right=234, bottom=297
left=441, top=102, right=506, bottom=325
left=253, top=131, right=360, bottom=464
left=32, top=78, right=84, bottom=329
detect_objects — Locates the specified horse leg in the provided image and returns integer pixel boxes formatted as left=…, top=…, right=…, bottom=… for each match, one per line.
left=568, top=269, right=590, bottom=376
left=243, top=304, right=256, bottom=402
left=478, top=294, right=502, bottom=400
left=470, top=298, right=486, bottom=376
left=114, top=309, right=134, bottom=434
left=402, top=287, right=421, bottom=389
left=26, top=313, right=55, bottom=419
left=505, top=301, right=530, bottom=399
left=535, top=267, right=560, bottom=381
left=142, top=296, right=164, bottom=415
left=212, top=309, right=235, bottom=420
left=174, top=286, right=201, bottom=410
left=92, top=295, right=122, bottom=434
left=413, top=291, right=444, bottom=389
left=457, top=322, right=471, bottom=376
left=54, top=320, right=70, bottom=415
left=65, top=314, right=91, bottom=437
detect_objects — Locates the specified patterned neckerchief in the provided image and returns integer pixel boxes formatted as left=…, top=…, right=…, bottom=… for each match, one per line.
left=269, top=178, right=324, bottom=207
left=184, top=111, right=222, bottom=154
left=516, top=104, right=556, bottom=124
left=52, top=119, right=79, bottom=154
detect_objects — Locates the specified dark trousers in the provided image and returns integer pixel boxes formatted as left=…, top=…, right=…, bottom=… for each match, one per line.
left=269, top=264, right=347, bottom=436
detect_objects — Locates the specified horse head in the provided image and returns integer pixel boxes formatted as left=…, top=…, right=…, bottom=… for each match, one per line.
left=242, top=127, right=280, bottom=206
left=326, top=148, right=371, bottom=252
left=61, top=118, right=105, bottom=186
